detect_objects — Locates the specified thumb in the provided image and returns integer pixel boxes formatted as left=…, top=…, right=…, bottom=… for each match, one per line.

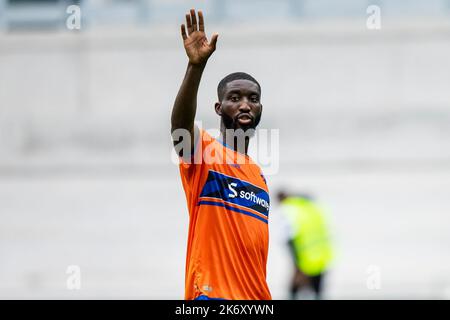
left=209, top=33, right=219, bottom=50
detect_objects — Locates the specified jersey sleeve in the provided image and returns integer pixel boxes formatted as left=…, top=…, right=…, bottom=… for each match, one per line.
left=178, top=128, right=214, bottom=212
left=179, top=125, right=202, bottom=174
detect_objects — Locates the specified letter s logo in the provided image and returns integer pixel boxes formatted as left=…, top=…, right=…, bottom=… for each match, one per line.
left=228, top=183, right=238, bottom=198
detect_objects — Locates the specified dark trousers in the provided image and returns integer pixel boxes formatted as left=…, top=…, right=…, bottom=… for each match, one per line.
left=290, top=270, right=324, bottom=300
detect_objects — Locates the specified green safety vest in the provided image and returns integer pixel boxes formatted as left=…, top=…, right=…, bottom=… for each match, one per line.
left=281, top=197, right=333, bottom=276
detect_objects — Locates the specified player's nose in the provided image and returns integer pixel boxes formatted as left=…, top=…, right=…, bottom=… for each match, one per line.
left=238, top=100, right=251, bottom=112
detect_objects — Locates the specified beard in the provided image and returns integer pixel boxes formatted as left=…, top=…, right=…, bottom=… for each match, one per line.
left=222, top=112, right=261, bottom=131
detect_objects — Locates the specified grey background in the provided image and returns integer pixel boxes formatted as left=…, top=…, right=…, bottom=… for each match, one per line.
left=0, top=0, right=449, bottom=299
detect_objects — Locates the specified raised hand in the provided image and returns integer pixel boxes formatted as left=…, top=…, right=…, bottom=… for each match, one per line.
left=181, top=9, right=219, bottom=66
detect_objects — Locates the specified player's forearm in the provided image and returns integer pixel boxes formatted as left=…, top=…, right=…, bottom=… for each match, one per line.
left=171, top=62, right=206, bottom=132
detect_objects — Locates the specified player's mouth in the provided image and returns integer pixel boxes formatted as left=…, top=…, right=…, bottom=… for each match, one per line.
left=236, top=113, right=253, bottom=126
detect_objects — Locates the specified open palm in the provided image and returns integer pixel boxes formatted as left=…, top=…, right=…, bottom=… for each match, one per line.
left=181, top=9, right=218, bottom=65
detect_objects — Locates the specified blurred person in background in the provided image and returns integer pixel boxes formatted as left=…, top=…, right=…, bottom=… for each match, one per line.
left=277, top=190, right=333, bottom=300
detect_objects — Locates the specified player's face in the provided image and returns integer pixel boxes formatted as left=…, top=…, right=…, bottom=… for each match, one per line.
left=216, top=79, right=262, bottom=131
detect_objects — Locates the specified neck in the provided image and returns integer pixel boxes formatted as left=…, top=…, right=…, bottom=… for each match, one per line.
left=219, top=123, right=250, bottom=155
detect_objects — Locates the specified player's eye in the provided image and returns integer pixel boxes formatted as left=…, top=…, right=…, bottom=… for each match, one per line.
left=250, top=95, right=259, bottom=103
left=230, top=95, right=240, bottom=102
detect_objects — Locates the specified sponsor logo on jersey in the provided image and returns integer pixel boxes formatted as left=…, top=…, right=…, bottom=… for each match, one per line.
left=199, top=170, right=270, bottom=217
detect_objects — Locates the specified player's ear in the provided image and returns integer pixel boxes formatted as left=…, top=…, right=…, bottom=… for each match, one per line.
left=214, top=102, right=222, bottom=116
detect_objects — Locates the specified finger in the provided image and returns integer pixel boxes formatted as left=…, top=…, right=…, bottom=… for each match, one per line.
left=181, top=24, right=187, bottom=40
left=198, top=10, right=205, bottom=32
left=190, top=9, right=197, bottom=32
left=185, top=13, right=192, bottom=35
left=209, top=33, right=219, bottom=50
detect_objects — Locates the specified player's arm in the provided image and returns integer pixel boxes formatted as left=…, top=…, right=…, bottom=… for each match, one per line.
left=171, top=9, right=218, bottom=155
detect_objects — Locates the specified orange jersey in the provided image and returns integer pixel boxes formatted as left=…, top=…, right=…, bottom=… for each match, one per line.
left=178, top=129, right=272, bottom=300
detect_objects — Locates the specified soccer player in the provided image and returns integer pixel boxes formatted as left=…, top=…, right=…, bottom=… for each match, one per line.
left=171, top=9, right=271, bottom=300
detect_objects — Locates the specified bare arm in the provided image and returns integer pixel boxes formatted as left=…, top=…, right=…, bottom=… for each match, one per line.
left=171, top=9, right=218, bottom=153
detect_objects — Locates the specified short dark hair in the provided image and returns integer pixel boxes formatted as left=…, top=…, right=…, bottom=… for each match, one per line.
left=217, top=72, right=261, bottom=101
